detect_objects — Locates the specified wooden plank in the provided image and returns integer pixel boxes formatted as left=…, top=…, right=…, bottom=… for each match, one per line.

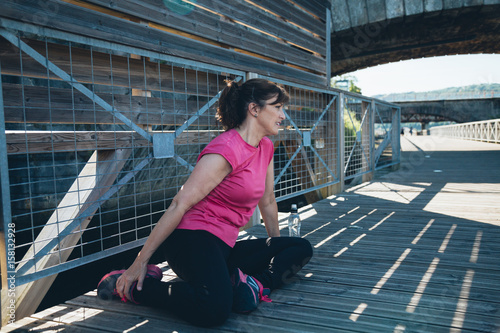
left=305, top=261, right=500, bottom=292
left=194, top=0, right=326, bottom=55
left=1, top=315, right=101, bottom=333
left=67, top=292, right=261, bottom=333
left=62, top=289, right=498, bottom=333
left=292, top=0, right=330, bottom=21
left=2, top=85, right=333, bottom=127
left=272, top=287, right=498, bottom=332
left=67, top=293, right=348, bottom=333
left=27, top=302, right=223, bottom=333
left=305, top=258, right=500, bottom=287
left=281, top=273, right=500, bottom=315
left=0, top=0, right=327, bottom=86
left=1, top=82, right=335, bottom=126
left=12, top=148, right=131, bottom=324
left=2, top=83, right=219, bottom=126
left=0, top=39, right=227, bottom=95
left=67, top=295, right=417, bottom=333
left=6, top=128, right=339, bottom=154
left=243, top=0, right=326, bottom=38
left=83, top=0, right=326, bottom=71
left=6, top=131, right=150, bottom=154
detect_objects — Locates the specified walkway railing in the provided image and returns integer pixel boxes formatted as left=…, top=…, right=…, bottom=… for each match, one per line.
left=0, top=24, right=399, bottom=320
left=430, top=119, right=500, bottom=144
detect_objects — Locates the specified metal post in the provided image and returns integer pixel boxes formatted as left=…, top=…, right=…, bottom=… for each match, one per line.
left=370, top=100, right=376, bottom=171
left=338, top=93, right=345, bottom=192
left=392, top=107, right=401, bottom=168
left=361, top=101, right=372, bottom=182
left=0, top=60, right=15, bottom=325
left=247, top=72, right=258, bottom=80
left=326, top=9, right=332, bottom=87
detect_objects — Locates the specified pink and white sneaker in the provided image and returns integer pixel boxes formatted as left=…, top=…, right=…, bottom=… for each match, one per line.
left=97, top=264, right=162, bottom=304
left=231, top=268, right=271, bottom=313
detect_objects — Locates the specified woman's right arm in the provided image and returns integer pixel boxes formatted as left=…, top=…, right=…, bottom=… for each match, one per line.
left=115, top=153, right=232, bottom=300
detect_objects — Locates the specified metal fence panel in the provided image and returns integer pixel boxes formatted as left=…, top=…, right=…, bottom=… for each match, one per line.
left=374, top=102, right=398, bottom=169
left=263, top=77, right=340, bottom=205
left=430, top=119, right=500, bottom=144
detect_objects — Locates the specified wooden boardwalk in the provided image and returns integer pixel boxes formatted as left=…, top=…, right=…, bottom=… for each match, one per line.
left=4, top=136, right=500, bottom=333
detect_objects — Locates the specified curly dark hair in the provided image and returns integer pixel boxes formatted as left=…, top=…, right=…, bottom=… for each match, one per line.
left=216, top=78, right=289, bottom=130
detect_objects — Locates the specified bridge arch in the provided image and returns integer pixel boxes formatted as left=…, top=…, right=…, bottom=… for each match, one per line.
left=398, top=98, right=500, bottom=125
left=330, top=0, right=500, bottom=76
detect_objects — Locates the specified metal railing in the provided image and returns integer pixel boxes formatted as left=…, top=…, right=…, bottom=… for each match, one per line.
left=0, top=26, right=400, bottom=291
left=430, top=119, right=500, bottom=144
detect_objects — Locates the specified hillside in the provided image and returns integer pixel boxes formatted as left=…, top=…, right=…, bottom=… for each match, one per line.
left=373, top=83, right=500, bottom=102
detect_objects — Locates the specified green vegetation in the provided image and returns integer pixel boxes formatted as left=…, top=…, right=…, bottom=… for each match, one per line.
left=426, top=83, right=500, bottom=95
left=344, top=109, right=361, bottom=139
left=331, top=75, right=362, bottom=94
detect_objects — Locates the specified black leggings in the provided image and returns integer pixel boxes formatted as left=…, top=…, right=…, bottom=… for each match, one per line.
left=133, top=229, right=313, bottom=327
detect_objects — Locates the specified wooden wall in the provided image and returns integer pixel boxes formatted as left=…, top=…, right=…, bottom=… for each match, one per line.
left=1, top=0, right=331, bottom=87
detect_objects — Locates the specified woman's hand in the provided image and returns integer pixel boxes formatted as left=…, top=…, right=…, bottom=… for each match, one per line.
left=115, top=258, right=148, bottom=301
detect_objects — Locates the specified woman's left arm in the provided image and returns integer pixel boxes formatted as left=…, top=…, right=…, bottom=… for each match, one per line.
left=258, top=157, right=281, bottom=237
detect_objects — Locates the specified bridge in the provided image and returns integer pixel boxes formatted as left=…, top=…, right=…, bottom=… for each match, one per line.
left=4, top=135, right=500, bottom=332
left=374, top=90, right=500, bottom=127
left=330, top=0, right=500, bottom=75
left=399, top=97, right=500, bottom=126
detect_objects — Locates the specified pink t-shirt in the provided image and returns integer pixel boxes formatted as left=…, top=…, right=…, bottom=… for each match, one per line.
left=176, top=129, right=274, bottom=247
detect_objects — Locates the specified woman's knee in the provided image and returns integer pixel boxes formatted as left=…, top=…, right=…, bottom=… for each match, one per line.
left=193, top=305, right=231, bottom=327
left=287, top=237, right=313, bottom=264
left=190, top=284, right=232, bottom=327
left=298, top=237, right=313, bottom=261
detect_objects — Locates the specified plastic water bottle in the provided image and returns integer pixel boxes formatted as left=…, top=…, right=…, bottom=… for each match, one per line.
left=288, top=204, right=301, bottom=237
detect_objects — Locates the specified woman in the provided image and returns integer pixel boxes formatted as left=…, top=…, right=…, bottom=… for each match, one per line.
left=97, top=78, right=313, bottom=327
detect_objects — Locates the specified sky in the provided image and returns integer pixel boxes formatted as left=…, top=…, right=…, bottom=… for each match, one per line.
left=346, top=54, right=500, bottom=97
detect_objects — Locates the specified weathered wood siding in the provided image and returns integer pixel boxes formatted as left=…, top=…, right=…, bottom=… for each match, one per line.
left=1, top=0, right=330, bottom=86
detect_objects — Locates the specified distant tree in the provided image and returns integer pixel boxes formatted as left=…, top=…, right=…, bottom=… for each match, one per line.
left=331, top=75, right=362, bottom=94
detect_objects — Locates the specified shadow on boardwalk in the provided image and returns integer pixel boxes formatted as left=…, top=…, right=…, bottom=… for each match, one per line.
left=4, top=136, right=500, bottom=332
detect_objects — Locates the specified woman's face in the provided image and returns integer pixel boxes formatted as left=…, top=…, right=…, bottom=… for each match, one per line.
left=255, top=95, right=286, bottom=136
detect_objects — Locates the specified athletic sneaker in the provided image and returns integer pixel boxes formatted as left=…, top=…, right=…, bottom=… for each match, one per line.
left=231, top=268, right=271, bottom=314
left=97, top=264, right=162, bottom=304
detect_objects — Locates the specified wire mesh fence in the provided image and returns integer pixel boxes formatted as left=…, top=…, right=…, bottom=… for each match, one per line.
left=1, top=29, right=400, bottom=287
left=342, top=95, right=371, bottom=181
left=267, top=79, right=340, bottom=205
left=374, top=102, right=399, bottom=169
